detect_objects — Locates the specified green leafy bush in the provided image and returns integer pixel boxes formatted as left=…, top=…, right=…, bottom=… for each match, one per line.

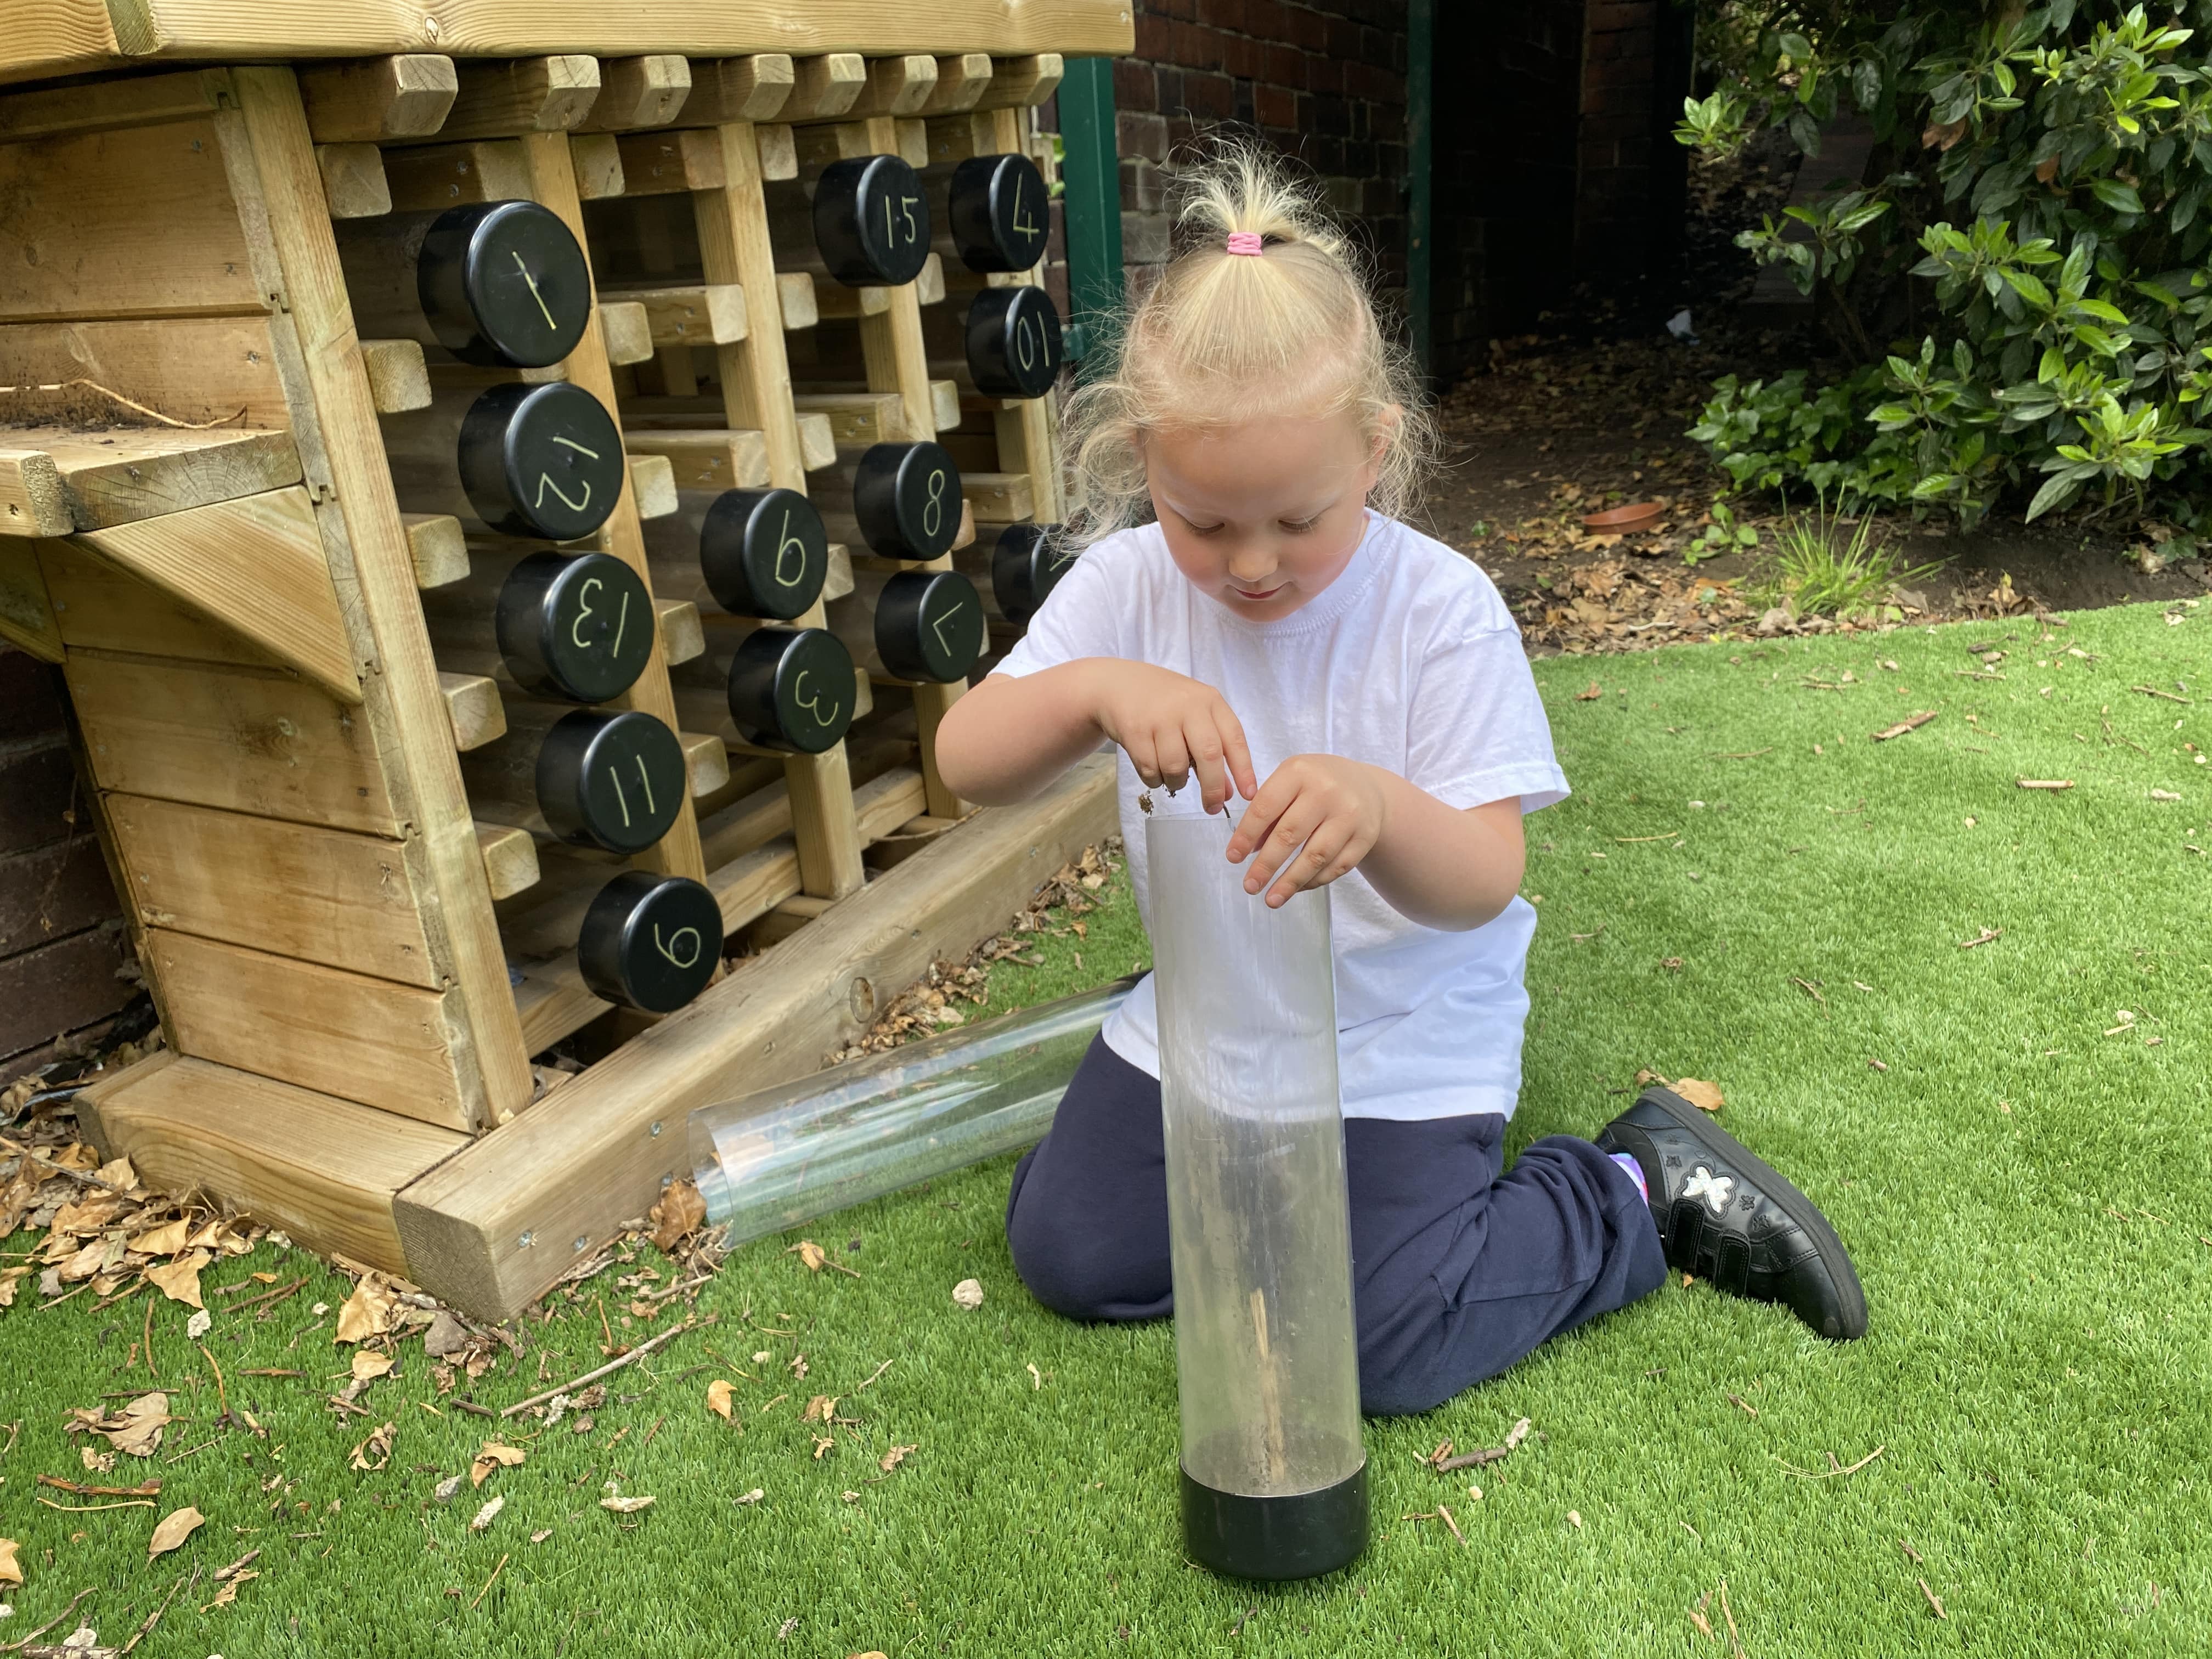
left=1680, top=2, right=2212, bottom=526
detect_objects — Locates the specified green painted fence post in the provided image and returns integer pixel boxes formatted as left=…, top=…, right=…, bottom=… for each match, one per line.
left=1056, top=55, right=1124, bottom=374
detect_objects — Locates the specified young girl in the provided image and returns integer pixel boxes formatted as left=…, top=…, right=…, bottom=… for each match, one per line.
left=934, top=151, right=1865, bottom=1416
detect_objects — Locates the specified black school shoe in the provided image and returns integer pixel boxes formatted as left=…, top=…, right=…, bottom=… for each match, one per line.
left=1596, top=1086, right=1867, bottom=1340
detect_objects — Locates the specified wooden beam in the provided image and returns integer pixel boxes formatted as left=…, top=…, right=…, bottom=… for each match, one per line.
left=680, top=729, right=730, bottom=797
left=977, top=54, right=1065, bottom=109
left=475, top=822, right=540, bottom=901
left=437, top=670, right=506, bottom=751
left=681, top=55, right=793, bottom=125
left=612, top=125, right=724, bottom=194
left=0, top=317, right=292, bottom=429
left=656, top=596, right=703, bottom=665
left=597, top=300, right=655, bottom=365
left=789, top=53, right=867, bottom=120
left=603, top=283, right=747, bottom=347
left=0, top=535, right=63, bottom=661
left=622, top=428, right=770, bottom=491
left=393, top=755, right=1117, bottom=1318
left=438, top=54, right=601, bottom=141
left=299, top=54, right=457, bottom=141
left=922, top=54, right=995, bottom=116
left=359, top=337, right=431, bottom=411
left=575, top=54, right=691, bottom=133
left=379, top=137, right=533, bottom=210
left=569, top=132, right=625, bottom=199
left=69, top=487, right=360, bottom=703
left=628, top=453, right=678, bottom=520
left=314, top=140, right=390, bottom=219
left=0, top=427, right=301, bottom=531
left=76, top=1051, right=467, bottom=1280
left=402, top=512, right=467, bottom=588
left=0, top=66, right=230, bottom=142
left=0, top=448, right=69, bottom=537
left=846, top=55, right=938, bottom=119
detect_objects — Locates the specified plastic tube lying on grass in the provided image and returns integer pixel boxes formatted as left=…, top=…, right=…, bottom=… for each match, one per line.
left=689, top=979, right=1134, bottom=1247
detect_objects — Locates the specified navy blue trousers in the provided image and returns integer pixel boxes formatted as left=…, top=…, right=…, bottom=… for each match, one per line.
left=1006, top=1036, right=1669, bottom=1416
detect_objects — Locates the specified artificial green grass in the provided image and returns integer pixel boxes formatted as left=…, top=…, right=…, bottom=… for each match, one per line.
left=3, top=599, right=2209, bottom=1657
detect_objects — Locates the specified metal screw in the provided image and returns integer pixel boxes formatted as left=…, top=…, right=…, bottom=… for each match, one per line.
left=650, top=1121, right=664, bottom=1138
left=659, top=1173, right=674, bottom=1189
left=517, top=1231, right=535, bottom=1249
left=572, top=1235, right=590, bottom=1252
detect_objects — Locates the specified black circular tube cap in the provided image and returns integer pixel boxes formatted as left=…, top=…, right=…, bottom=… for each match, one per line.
left=726, top=627, right=855, bottom=755
left=577, top=871, right=724, bottom=1014
left=812, top=154, right=931, bottom=286
left=946, top=153, right=1052, bottom=273
left=1180, top=1462, right=1368, bottom=1582
left=417, top=201, right=592, bottom=368
left=965, top=285, right=1064, bottom=399
left=851, top=441, right=962, bottom=560
left=494, top=550, right=654, bottom=703
left=873, top=569, right=985, bottom=684
left=698, top=488, right=828, bottom=619
left=534, top=709, right=687, bottom=854
left=456, top=381, right=625, bottom=541
left=990, top=522, right=1074, bottom=625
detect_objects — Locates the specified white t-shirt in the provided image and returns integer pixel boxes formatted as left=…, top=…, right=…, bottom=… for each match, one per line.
left=990, top=511, right=1568, bottom=1121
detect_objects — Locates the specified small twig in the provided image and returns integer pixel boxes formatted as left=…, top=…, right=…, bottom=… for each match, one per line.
left=35, top=1496, right=157, bottom=1511
left=1718, top=1578, right=1745, bottom=1657
left=0, top=1588, right=95, bottom=1653
left=1706, top=748, right=1773, bottom=759
left=238, top=1368, right=302, bottom=1378
left=163, top=1435, right=223, bottom=1464
left=89, top=1278, right=150, bottom=1313
left=1726, top=1392, right=1759, bottom=1418
left=2133, top=684, right=2192, bottom=704
left=1918, top=1578, right=1948, bottom=1620
left=1614, top=831, right=1679, bottom=843
left=854, top=1357, right=895, bottom=1391
left=36, top=1476, right=160, bottom=1497
left=1436, top=1503, right=1466, bottom=1547
left=198, top=1342, right=228, bottom=1419
left=469, top=1551, right=511, bottom=1610
left=1899, top=1537, right=1924, bottom=1565
left=501, top=1319, right=695, bottom=1418
left=1789, top=976, right=1827, bottom=1007
left=118, top=1569, right=194, bottom=1656
left=2016, top=778, right=2075, bottom=791
left=143, top=1296, right=157, bottom=1379
left=227, top=1276, right=309, bottom=1314
left=1957, top=927, right=2004, bottom=950
left=1778, top=1444, right=1886, bottom=1479
left=0, top=1136, right=133, bottom=1192
left=451, top=1398, right=498, bottom=1419
left=1871, top=710, right=1937, bottom=741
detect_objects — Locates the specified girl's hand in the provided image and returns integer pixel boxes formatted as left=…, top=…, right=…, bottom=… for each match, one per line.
left=1228, top=754, right=1388, bottom=906
left=1090, top=663, right=1257, bottom=814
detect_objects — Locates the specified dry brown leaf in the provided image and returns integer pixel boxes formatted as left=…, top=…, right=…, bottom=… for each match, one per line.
left=1872, top=710, right=1937, bottom=741
left=1671, top=1079, right=1725, bottom=1113
left=110, top=1393, right=171, bottom=1458
left=648, top=1177, right=706, bottom=1253
left=951, top=1278, right=984, bottom=1310
left=143, top=1247, right=212, bottom=1308
left=132, top=1217, right=191, bottom=1256
left=210, top=1567, right=258, bottom=1608
left=879, top=1444, right=918, bottom=1473
left=1575, top=680, right=1603, bottom=701
left=471, top=1493, right=505, bottom=1532
left=802, top=1395, right=837, bottom=1424
left=348, top=1421, right=396, bottom=1472
left=706, top=1380, right=734, bottom=1421
left=0, top=1536, right=21, bottom=1587
left=600, top=1492, right=655, bottom=1515
left=350, top=1351, right=394, bottom=1383
left=793, top=1239, right=827, bottom=1272
left=471, top=1442, right=526, bottom=1487
left=147, top=1504, right=205, bottom=1559
left=334, top=1274, right=394, bottom=1345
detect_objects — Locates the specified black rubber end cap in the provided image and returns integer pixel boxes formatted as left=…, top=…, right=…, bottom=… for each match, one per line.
left=417, top=200, right=592, bottom=368
left=946, top=153, right=1051, bottom=273
left=577, top=871, right=724, bottom=1013
left=725, top=627, right=855, bottom=754
left=534, top=709, right=687, bottom=853
left=964, top=285, right=1064, bottom=399
left=990, top=522, right=1073, bottom=624
left=873, top=569, right=985, bottom=684
left=494, top=550, right=654, bottom=703
left=812, top=154, right=931, bottom=286
left=1181, top=1462, right=1368, bottom=1583
left=456, top=381, right=625, bottom=541
left=698, top=488, right=829, bottom=619
left=851, top=441, right=962, bottom=560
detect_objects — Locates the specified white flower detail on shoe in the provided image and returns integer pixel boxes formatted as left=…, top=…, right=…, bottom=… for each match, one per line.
left=1683, top=1165, right=1734, bottom=1216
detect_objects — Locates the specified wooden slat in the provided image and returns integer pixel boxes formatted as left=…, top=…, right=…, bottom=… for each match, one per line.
left=921, top=53, right=994, bottom=116
left=576, top=54, right=691, bottom=133
left=76, top=1051, right=467, bottom=1280
left=394, top=754, right=1117, bottom=1318
left=0, top=448, right=69, bottom=536
left=299, top=54, right=457, bottom=141
left=0, top=119, right=265, bottom=325
left=381, top=138, right=533, bottom=210
left=69, top=486, right=362, bottom=704
left=604, top=283, right=748, bottom=346
left=963, top=470, right=1036, bottom=524
left=360, top=337, right=431, bottom=411
left=438, top=671, right=506, bottom=751
left=656, top=596, right=703, bottom=664
left=0, top=317, right=293, bottom=429
left=599, top=300, right=655, bottom=365
left=475, top=821, right=540, bottom=901
left=789, top=53, right=867, bottom=120
left=229, top=67, right=534, bottom=1124
left=977, top=54, right=1065, bottom=109
left=680, top=55, right=793, bottom=126
left=629, top=452, right=678, bottom=518
left=67, top=652, right=398, bottom=831
left=777, top=270, right=819, bottom=329
left=846, top=55, right=938, bottom=119
left=613, top=126, right=723, bottom=194
left=439, top=54, right=601, bottom=141
left=0, top=66, right=229, bottom=142
left=623, top=427, right=770, bottom=490
left=0, top=536, right=64, bottom=662
left=987, top=102, right=1064, bottom=523
left=314, top=141, right=391, bottom=218
left=0, top=426, right=302, bottom=531
left=149, top=927, right=477, bottom=1128
left=402, top=512, right=468, bottom=588
left=107, top=793, right=442, bottom=988
left=570, top=132, right=626, bottom=200
left=792, top=389, right=910, bottom=445
left=36, top=537, right=283, bottom=672
left=681, top=730, right=731, bottom=797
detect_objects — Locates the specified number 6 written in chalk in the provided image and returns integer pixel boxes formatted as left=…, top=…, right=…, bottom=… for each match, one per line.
left=652, top=923, right=702, bottom=969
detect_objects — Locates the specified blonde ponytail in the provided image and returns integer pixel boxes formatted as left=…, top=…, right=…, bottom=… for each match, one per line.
left=1061, top=141, right=1436, bottom=547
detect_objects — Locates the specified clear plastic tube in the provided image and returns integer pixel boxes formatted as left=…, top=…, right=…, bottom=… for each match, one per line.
left=688, top=979, right=1131, bottom=1248
left=1149, top=815, right=1368, bottom=1581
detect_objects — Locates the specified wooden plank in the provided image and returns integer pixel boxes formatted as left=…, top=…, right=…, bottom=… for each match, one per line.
left=299, top=54, right=457, bottom=141
left=756, top=121, right=798, bottom=180
left=225, top=69, right=536, bottom=1122
left=789, top=53, right=867, bottom=120
left=681, top=55, right=793, bottom=126
left=807, top=279, right=891, bottom=321
left=476, top=821, right=540, bottom=901
left=963, top=470, right=1035, bottom=523
left=359, top=337, right=431, bottom=411
left=599, top=300, right=655, bottom=365
left=629, top=453, right=678, bottom=518
left=0, top=740, right=79, bottom=856
left=0, top=833, right=116, bottom=955
left=438, top=671, right=506, bottom=751
left=977, top=54, right=1065, bottom=109
left=0, top=448, right=69, bottom=536
left=0, top=426, right=301, bottom=529
left=0, top=924, right=134, bottom=1055
left=394, top=754, right=1117, bottom=1318
left=778, top=270, right=819, bottom=329
left=622, top=427, right=769, bottom=490
left=0, top=317, right=294, bottom=430
left=847, top=55, right=938, bottom=119
left=681, top=730, right=731, bottom=797
left=439, top=54, right=602, bottom=141
left=569, top=132, right=626, bottom=200
left=0, top=66, right=228, bottom=143
left=0, top=538, right=64, bottom=661
left=67, top=652, right=398, bottom=831
left=314, top=141, right=391, bottom=218
left=149, top=927, right=477, bottom=1129
left=381, top=138, right=533, bottom=211
left=76, top=1051, right=468, bottom=1278
left=577, top=54, right=692, bottom=132
left=604, top=282, right=748, bottom=346
left=656, top=596, right=703, bottom=664
left=792, top=389, right=909, bottom=445
left=614, top=125, right=725, bottom=194
left=106, top=793, right=443, bottom=988
left=922, top=54, right=995, bottom=116
left=69, top=486, right=362, bottom=704
left=0, top=119, right=264, bottom=325
left=402, top=512, right=468, bottom=588
left=35, top=537, right=282, bottom=671
left=516, top=125, right=707, bottom=885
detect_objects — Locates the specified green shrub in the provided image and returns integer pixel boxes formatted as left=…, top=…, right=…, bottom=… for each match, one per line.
left=1680, top=1, right=2212, bottom=526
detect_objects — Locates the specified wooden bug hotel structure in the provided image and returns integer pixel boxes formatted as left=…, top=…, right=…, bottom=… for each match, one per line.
left=0, top=3, right=1131, bottom=1320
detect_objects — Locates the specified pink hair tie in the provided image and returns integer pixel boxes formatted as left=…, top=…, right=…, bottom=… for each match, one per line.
left=1226, top=232, right=1264, bottom=257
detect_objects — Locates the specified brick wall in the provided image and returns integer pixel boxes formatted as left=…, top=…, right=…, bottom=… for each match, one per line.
left=1107, top=0, right=1411, bottom=307
left=0, top=650, right=137, bottom=1085
left=1574, top=0, right=1694, bottom=284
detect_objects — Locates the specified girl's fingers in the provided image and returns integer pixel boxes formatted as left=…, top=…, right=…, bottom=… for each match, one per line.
left=1244, top=797, right=1323, bottom=895
left=1226, top=766, right=1297, bottom=862
left=1152, top=728, right=1193, bottom=797
left=1124, top=733, right=1161, bottom=790
left=1186, top=726, right=1233, bottom=815
left=1266, top=825, right=1354, bottom=906
left=1216, top=708, right=1259, bottom=802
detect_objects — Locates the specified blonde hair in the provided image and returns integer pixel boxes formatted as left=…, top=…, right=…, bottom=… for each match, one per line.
left=1060, top=142, right=1436, bottom=546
